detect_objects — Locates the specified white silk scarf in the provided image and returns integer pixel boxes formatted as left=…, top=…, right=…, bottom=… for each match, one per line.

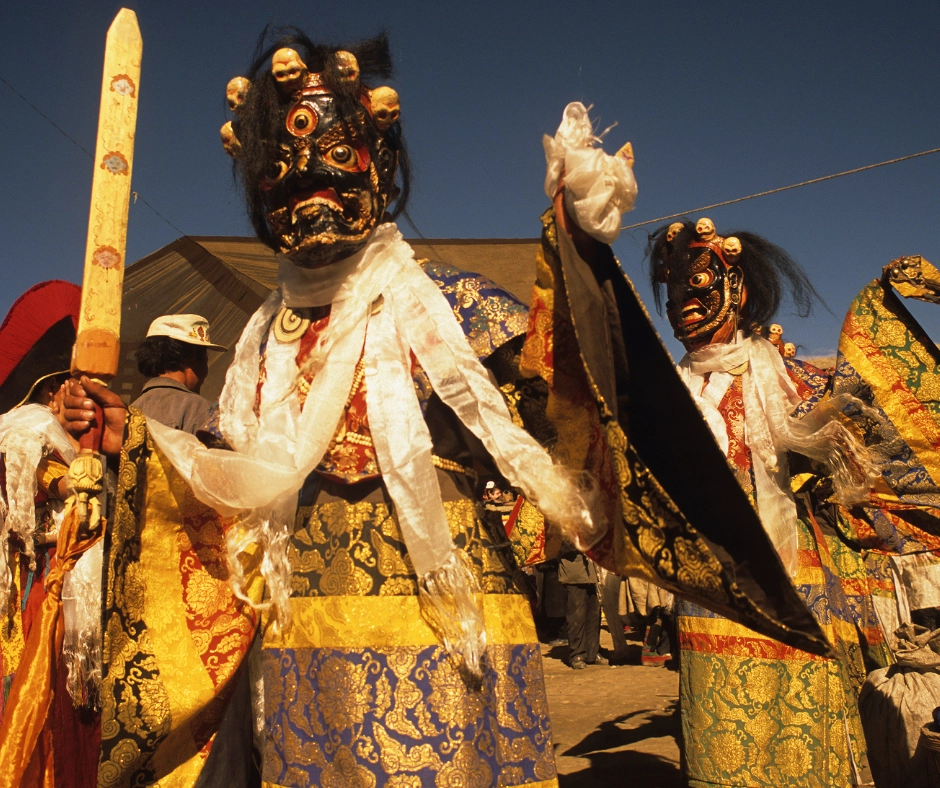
left=149, top=222, right=600, bottom=674
left=679, top=334, right=874, bottom=577
left=0, top=404, right=75, bottom=604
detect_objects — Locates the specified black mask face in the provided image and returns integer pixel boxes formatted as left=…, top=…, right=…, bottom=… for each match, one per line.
left=263, top=90, right=397, bottom=268
left=664, top=243, right=742, bottom=346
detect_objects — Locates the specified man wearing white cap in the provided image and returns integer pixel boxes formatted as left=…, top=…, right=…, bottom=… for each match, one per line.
left=131, top=314, right=226, bottom=434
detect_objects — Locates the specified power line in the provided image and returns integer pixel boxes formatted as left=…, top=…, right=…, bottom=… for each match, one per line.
left=621, top=147, right=940, bottom=231
left=1, top=74, right=186, bottom=237
left=7, top=71, right=937, bottom=241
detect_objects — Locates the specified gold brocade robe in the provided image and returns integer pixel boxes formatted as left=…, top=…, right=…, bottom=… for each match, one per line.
left=94, top=210, right=831, bottom=786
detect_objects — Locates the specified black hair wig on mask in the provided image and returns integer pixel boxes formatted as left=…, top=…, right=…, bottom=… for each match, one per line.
left=646, top=220, right=822, bottom=333
left=233, top=27, right=411, bottom=251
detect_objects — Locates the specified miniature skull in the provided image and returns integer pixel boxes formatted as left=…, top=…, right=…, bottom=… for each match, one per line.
left=722, top=236, right=742, bottom=263
left=271, top=48, right=307, bottom=94
left=783, top=342, right=796, bottom=358
left=220, top=121, right=240, bottom=157
left=369, top=86, right=401, bottom=131
left=226, top=77, right=251, bottom=113
left=666, top=222, right=684, bottom=243
left=695, top=217, right=716, bottom=241
left=768, top=323, right=783, bottom=342
left=334, top=50, right=360, bottom=87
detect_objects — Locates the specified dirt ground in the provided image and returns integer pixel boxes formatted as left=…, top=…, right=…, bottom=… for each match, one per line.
left=541, top=626, right=685, bottom=787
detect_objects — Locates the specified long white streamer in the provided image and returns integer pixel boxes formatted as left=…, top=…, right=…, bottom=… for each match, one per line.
left=149, top=102, right=637, bottom=671
left=679, top=334, right=875, bottom=576
left=148, top=224, right=598, bottom=672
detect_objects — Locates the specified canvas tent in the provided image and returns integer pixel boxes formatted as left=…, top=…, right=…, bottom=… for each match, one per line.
left=114, top=236, right=540, bottom=402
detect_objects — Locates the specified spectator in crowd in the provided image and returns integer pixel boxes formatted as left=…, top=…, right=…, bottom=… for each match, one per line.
left=626, top=577, right=675, bottom=666
left=599, top=570, right=630, bottom=665
left=132, top=314, right=225, bottom=434
left=559, top=546, right=605, bottom=668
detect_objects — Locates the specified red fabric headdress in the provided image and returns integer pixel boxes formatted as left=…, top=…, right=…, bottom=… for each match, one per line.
left=0, top=280, right=81, bottom=412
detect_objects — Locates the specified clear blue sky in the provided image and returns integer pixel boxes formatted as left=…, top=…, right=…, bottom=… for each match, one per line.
left=1, top=1, right=938, bottom=361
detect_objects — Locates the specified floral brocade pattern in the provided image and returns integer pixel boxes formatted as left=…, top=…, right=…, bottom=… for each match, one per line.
left=419, top=261, right=530, bottom=360
left=98, top=410, right=260, bottom=787
left=98, top=408, right=164, bottom=786
left=263, top=643, right=555, bottom=787
left=678, top=518, right=867, bottom=787
left=266, top=494, right=554, bottom=786
left=289, top=499, right=518, bottom=598
left=681, top=645, right=850, bottom=788
left=833, top=278, right=940, bottom=550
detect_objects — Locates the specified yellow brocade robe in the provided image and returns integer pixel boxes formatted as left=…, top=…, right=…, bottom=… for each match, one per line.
left=94, top=212, right=836, bottom=786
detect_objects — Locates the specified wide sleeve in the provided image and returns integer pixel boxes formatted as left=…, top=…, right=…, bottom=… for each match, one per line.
left=519, top=202, right=832, bottom=656
left=830, top=255, right=940, bottom=553
left=96, top=407, right=263, bottom=784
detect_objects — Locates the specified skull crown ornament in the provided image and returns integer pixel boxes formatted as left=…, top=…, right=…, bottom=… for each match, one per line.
left=650, top=216, right=817, bottom=353
left=271, top=48, right=308, bottom=94
left=655, top=217, right=747, bottom=349
left=226, top=77, right=251, bottom=113
left=220, top=35, right=406, bottom=269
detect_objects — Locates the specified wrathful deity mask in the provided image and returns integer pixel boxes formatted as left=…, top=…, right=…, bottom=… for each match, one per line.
left=264, top=89, right=394, bottom=266
left=664, top=218, right=743, bottom=348
left=222, top=46, right=402, bottom=268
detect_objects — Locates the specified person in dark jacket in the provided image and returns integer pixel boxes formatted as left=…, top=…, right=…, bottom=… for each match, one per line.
left=132, top=314, right=226, bottom=434
left=558, top=548, right=605, bottom=669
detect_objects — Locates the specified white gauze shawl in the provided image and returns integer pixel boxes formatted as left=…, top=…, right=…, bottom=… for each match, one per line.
left=678, top=334, right=875, bottom=577
left=0, top=404, right=102, bottom=704
left=148, top=222, right=601, bottom=675
left=0, top=404, right=76, bottom=605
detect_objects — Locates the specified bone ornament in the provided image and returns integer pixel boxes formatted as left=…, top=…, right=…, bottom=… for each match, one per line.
left=768, top=323, right=783, bottom=343
left=666, top=222, right=685, bottom=243
left=722, top=236, right=742, bottom=263
left=369, top=86, right=400, bottom=131
left=226, top=76, right=250, bottom=113
left=695, top=217, right=717, bottom=242
left=67, top=450, right=104, bottom=531
left=271, top=47, right=307, bottom=94
left=783, top=342, right=796, bottom=358
left=334, top=50, right=360, bottom=87
left=220, top=121, right=240, bottom=157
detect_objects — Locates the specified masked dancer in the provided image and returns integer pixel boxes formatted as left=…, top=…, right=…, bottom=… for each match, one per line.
left=649, top=219, right=940, bottom=787
left=42, top=31, right=837, bottom=787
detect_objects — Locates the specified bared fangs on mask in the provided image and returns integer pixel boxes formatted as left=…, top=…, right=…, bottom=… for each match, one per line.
left=661, top=217, right=744, bottom=349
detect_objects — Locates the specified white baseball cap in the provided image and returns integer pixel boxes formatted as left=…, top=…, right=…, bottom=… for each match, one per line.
left=145, top=314, right=226, bottom=350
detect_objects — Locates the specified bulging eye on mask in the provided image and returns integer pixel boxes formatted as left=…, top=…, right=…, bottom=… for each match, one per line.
left=665, top=246, right=743, bottom=347
left=221, top=35, right=408, bottom=269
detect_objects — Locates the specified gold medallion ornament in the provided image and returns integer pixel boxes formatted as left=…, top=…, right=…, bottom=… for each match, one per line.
left=273, top=306, right=313, bottom=342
